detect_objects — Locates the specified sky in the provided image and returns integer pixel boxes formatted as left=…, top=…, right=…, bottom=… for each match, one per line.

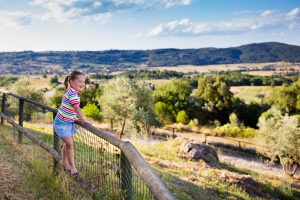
left=0, top=0, right=299, bottom=51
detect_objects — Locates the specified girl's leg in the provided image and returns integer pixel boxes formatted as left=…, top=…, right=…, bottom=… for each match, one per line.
left=60, top=144, right=71, bottom=170
left=61, top=136, right=78, bottom=174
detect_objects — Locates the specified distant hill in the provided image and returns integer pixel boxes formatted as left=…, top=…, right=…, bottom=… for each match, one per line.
left=0, top=42, right=300, bottom=74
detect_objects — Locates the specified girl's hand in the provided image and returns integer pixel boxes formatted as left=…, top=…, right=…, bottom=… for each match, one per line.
left=84, top=119, right=92, bottom=125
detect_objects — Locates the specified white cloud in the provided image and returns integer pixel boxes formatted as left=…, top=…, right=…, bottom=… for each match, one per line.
left=261, top=10, right=277, bottom=17
left=0, top=0, right=193, bottom=27
left=0, top=11, right=35, bottom=28
left=26, top=0, right=192, bottom=23
left=147, top=7, right=300, bottom=37
left=156, top=0, right=192, bottom=8
left=148, top=24, right=164, bottom=36
left=93, top=1, right=102, bottom=7
left=287, top=7, right=300, bottom=19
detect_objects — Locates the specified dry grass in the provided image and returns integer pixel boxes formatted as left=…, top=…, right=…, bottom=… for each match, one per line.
left=147, top=62, right=300, bottom=76
left=131, top=138, right=300, bottom=200
left=230, top=86, right=274, bottom=103
left=147, top=62, right=278, bottom=73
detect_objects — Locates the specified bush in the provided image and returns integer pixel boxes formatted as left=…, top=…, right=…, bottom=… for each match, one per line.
left=176, top=110, right=189, bottom=124
left=0, top=77, right=18, bottom=88
left=229, top=112, right=239, bottom=127
left=49, top=87, right=65, bottom=108
left=83, top=103, right=101, bottom=121
left=50, top=76, right=59, bottom=85
left=188, top=119, right=199, bottom=128
left=212, top=124, right=256, bottom=138
left=155, top=101, right=174, bottom=124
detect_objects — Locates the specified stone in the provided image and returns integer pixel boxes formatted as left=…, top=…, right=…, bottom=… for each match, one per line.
left=180, top=140, right=219, bottom=167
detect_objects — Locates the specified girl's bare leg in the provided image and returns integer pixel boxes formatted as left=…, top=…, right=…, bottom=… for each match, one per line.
left=62, top=136, right=78, bottom=174
left=60, top=144, right=71, bottom=170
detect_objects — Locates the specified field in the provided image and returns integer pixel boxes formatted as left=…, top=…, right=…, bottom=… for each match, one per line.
left=230, top=86, right=274, bottom=104
left=147, top=62, right=300, bottom=76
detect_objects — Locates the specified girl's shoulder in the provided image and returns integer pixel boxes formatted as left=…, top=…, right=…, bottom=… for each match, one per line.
left=66, top=87, right=78, bottom=95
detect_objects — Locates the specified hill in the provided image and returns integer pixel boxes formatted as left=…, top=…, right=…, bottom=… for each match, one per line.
left=1, top=42, right=300, bottom=74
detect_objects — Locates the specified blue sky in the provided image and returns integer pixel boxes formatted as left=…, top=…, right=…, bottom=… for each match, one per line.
left=0, top=0, right=299, bottom=51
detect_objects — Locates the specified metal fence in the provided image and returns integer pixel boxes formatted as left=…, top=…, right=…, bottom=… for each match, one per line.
left=0, top=92, right=175, bottom=200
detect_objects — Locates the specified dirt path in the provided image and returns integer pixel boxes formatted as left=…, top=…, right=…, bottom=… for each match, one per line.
left=219, top=149, right=284, bottom=177
left=0, top=135, right=35, bottom=200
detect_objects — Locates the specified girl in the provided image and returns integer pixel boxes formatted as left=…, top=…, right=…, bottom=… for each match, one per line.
left=53, top=70, right=87, bottom=175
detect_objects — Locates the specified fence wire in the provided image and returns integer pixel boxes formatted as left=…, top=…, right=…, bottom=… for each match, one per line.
left=1, top=92, right=157, bottom=200
left=0, top=122, right=93, bottom=200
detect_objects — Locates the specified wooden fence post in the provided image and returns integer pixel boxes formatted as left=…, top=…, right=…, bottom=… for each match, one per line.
left=53, top=112, right=60, bottom=175
left=18, top=99, right=24, bottom=144
left=110, top=118, right=113, bottom=130
left=1, top=93, right=6, bottom=125
left=172, top=128, right=175, bottom=139
left=120, top=151, right=132, bottom=200
left=238, top=141, right=241, bottom=150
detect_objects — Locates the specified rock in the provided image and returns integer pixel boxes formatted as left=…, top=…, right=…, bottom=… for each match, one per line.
left=180, top=141, right=219, bottom=167
left=180, top=141, right=194, bottom=153
left=189, top=148, right=202, bottom=159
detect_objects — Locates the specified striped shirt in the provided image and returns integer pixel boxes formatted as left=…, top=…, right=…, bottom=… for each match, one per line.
left=56, top=87, right=80, bottom=122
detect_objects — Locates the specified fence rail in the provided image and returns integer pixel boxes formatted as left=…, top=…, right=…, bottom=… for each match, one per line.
left=154, top=127, right=266, bottom=153
left=0, top=92, right=175, bottom=200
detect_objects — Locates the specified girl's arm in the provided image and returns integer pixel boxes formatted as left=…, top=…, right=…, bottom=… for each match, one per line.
left=73, top=104, right=85, bottom=120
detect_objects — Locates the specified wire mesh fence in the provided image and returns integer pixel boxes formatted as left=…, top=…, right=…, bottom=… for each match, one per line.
left=0, top=122, right=94, bottom=200
left=0, top=92, right=171, bottom=200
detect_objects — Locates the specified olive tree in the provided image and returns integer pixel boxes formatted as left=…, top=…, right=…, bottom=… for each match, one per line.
left=100, top=76, right=157, bottom=138
left=256, top=107, right=300, bottom=176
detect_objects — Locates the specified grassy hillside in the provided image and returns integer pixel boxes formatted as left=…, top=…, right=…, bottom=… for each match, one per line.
left=132, top=138, right=300, bottom=200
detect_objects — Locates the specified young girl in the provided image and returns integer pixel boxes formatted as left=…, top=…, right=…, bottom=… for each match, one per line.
left=53, top=70, right=86, bottom=175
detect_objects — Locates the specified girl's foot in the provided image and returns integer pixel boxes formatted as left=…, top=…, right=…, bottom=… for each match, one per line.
left=60, top=159, right=72, bottom=171
left=70, top=167, right=78, bottom=175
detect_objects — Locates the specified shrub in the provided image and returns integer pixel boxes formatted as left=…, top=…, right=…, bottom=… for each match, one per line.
left=212, top=124, right=256, bottom=138
left=83, top=103, right=101, bottom=121
left=176, top=110, right=189, bottom=124
left=188, top=119, right=199, bottom=128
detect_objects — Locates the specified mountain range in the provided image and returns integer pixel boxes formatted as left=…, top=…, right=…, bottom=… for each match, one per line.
left=0, top=42, right=300, bottom=74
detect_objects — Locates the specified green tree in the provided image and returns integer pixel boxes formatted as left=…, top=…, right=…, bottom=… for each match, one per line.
left=153, top=79, right=193, bottom=124
left=195, top=75, right=234, bottom=124
left=100, top=77, right=157, bottom=138
left=10, top=78, right=43, bottom=102
left=10, top=78, right=44, bottom=120
left=155, top=102, right=174, bottom=124
left=256, top=107, right=300, bottom=176
left=268, top=80, right=300, bottom=114
left=80, top=86, right=103, bottom=108
left=232, top=98, right=269, bottom=128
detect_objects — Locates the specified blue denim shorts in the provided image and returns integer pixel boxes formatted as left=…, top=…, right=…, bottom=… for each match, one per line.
left=53, top=117, right=77, bottom=138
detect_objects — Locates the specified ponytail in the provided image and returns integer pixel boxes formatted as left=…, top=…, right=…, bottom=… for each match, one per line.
left=64, top=71, right=85, bottom=89
left=64, top=75, right=70, bottom=88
